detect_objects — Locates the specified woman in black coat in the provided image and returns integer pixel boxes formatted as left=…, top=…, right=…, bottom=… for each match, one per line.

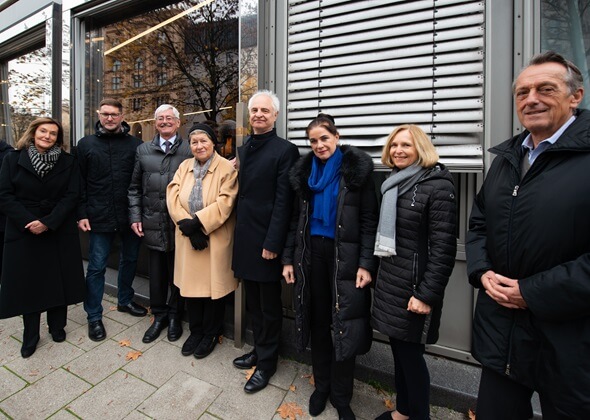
left=372, top=125, right=456, bottom=420
left=282, top=114, right=378, bottom=420
left=0, top=117, right=85, bottom=358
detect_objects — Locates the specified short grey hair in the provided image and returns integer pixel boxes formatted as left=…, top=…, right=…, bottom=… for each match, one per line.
left=513, top=51, right=584, bottom=96
left=248, top=90, right=280, bottom=113
left=154, top=104, right=180, bottom=119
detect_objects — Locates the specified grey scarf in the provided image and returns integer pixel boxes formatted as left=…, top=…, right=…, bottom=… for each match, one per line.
left=374, top=164, right=426, bottom=257
left=188, top=156, right=213, bottom=214
left=28, top=144, right=61, bottom=178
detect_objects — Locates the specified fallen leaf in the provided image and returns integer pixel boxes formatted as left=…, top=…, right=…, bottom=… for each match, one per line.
left=245, top=367, right=256, bottom=380
left=276, top=402, right=304, bottom=420
left=218, top=336, right=223, bottom=344
left=109, top=306, right=117, bottom=311
left=309, top=375, right=315, bottom=386
left=384, top=398, right=394, bottom=410
left=468, top=409, right=476, bottom=419
left=289, top=385, right=296, bottom=392
left=119, top=339, right=131, bottom=347
left=125, top=350, right=142, bottom=360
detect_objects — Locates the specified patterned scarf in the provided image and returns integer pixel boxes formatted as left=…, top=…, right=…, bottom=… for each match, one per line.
left=28, top=144, right=61, bottom=178
left=188, top=155, right=213, bottom=214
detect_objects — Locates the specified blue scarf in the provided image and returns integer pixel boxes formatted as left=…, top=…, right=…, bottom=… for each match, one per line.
left=308, top=147, right=342, bottom=232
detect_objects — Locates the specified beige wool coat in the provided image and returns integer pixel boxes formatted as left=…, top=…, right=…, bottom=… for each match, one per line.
left=166, top=152, right=238, bottom=299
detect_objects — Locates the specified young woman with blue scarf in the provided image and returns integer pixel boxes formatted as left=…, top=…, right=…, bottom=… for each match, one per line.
left=282, top=114, right=378, bottom=420
left=372, top=125, right=457, bottom=420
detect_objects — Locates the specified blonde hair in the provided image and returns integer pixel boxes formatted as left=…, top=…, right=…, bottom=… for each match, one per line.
left=15, top=117, right=64, bottom=151
left=381, top=124, right=438, bottom=169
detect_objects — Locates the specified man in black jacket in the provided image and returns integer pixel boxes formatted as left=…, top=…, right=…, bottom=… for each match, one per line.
left=466, top=51, right=590, bottom=418
left=231, top=90, right=299, bottom=393
left=129, top=104, right=192, bottom=344
left=78, top=98, right=146, bottom=342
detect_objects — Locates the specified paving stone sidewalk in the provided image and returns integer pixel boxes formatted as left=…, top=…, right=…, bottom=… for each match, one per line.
left=0, top=294, right=468, bottom=419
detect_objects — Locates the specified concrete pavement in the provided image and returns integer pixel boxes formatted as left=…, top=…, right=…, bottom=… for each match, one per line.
left=0, top=294, right=469, bottom=419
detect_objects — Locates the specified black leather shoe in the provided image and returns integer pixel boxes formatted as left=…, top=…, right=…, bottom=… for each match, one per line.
left=50, top=329, right=66, bottom=343
left=88, top=320, right=106, bottom=342
left=142, top=317, right=168, bottom=343
left=167, top=318, right=183, bottom=342
left=20, top=337, right=39, bottom=358
left=309, top=389, right=329, bottom=416
left=336, top=405, right=356, bottom=420
left=181, top=334, right=203, bottom=356
left=117, top=302, right=147, bottom=317
left=244, top=368, right=275, bottom=393
left=194, top=335, right=218, bottom=359
left=233, top=351, right=257, bottom=369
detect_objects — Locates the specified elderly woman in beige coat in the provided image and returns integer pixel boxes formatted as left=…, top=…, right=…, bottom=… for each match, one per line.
left=167, top=123, right=238, bottom=359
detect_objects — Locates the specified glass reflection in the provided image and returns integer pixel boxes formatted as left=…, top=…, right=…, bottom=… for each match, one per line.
left=1, top=47, right=52, bottom=145
left=84, top=0, right=240, bottom=153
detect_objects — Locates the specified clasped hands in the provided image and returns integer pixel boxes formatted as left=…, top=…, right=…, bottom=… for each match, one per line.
left=25, top=220, right=48, bottom=235
left=177, top=217, right=209, bottom=250
left=480, top=270, right=527, bottom=309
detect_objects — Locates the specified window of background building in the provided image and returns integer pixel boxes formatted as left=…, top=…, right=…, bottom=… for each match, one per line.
left=1, top=46, right=51, bottom=145
left=83, top=0, right=240, bottom=142
left=541, top=0, right=590, bottom=109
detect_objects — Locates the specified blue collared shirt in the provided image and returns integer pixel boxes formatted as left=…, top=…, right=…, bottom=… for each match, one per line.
left=159, top=135, right=177, bottom=152
left=521, top=115, right=576, bottom=165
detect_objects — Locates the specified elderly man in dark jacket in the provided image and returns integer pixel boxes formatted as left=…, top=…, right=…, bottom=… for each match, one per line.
left=231, top=90, right=300, bottom=393
left=466, top=51, right=590, bottom=419
left=129, top=104, right=192, bottom=343
left=78, top=98, right=146, bottom=342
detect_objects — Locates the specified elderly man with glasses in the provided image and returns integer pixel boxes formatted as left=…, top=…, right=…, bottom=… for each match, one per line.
left=77, top=98, right=146, bottom=342
left=128, top=104, right=192, bottom=344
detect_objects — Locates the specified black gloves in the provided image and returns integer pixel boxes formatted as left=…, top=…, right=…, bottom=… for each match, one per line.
left=177, top=217, right=209, bottom=250
left=189, top=229, right=209, bottom=250
left=177, top=217, right=202, bottom=236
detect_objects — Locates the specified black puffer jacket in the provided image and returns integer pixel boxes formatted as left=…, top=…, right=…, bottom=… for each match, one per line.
left=466, top=108, right=590, bottom=417
left=128, top=135, right=192, bottom=251
left=372, top=164, right=457, bottom=344
left=282, top=145, right=378, bottom=361
left=77, top=121, right=142, bottom=232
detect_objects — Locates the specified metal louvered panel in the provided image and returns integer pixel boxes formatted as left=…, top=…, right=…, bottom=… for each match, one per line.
left=287, top=0, right=485, bottom=171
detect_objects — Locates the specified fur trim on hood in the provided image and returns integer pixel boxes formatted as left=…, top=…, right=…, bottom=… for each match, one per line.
left=290, top=145, right=374, bottom=199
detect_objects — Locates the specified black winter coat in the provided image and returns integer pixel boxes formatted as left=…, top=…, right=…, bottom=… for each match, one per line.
left=77, top=122, right=142, bottom=232
left=0, top=140, right=13, bottom=233
left=232, top=129, right=300, bottom=282
left=128, top=135, right=192, bottom=251
left=282, top=146, right=378, bottom=361
left=0, top=149, right=85, bottom=318
left=372, top=164, right=456, bottom=344
left=466, top=108, right=590, bottom=417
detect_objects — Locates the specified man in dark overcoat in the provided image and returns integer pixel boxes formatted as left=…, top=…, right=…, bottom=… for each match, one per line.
left=466, top=51, right=590, bottom=418
left=231, top=90, right=300, bottom=393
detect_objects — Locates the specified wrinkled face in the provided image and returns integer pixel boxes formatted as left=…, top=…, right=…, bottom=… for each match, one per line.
left=33, top=123, right=59, bottom=153
left=309, top=125, right=339, bottom=162
left=249, top=95, right=277, bottom=134
left=514, top=62, right=583, bottom=144
left=389, top=129, right=418, bottom=170
left=155, top=108, right=180, bottom=139
left=98, top=105, right=124, bottom=132
left=190, top=132, right=215, bottom=163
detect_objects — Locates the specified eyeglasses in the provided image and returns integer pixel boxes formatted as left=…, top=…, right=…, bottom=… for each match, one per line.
left=156, top=116, right=178, bottom=122
left=98, top=112, right=122, bottom=119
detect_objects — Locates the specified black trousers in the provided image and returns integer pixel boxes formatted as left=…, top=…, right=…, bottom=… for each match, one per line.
left=22, top=305, right=67, bottom=347
left=389, top=338, right=430, bottom=419
left=185, top=296, right=226, bottom=337
left=243, top=278, right=282, bottom=371
left=148, top=250, right=184, bottom=318
left=477, top=366, right=573, bottom=420
left=310, top=236, right=356, bottom=408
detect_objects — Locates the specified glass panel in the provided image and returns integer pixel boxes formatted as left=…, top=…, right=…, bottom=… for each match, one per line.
left=1, top=46, right=52, bottom=146
left=84, top=0, right=240, bottom=152
left=541, top=0, right=590, bottom=109
left=239, top=0, right=257, bottom=103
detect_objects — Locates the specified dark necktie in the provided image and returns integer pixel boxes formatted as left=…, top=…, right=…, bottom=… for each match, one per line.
left=164, top=141, right=171, bottom=153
